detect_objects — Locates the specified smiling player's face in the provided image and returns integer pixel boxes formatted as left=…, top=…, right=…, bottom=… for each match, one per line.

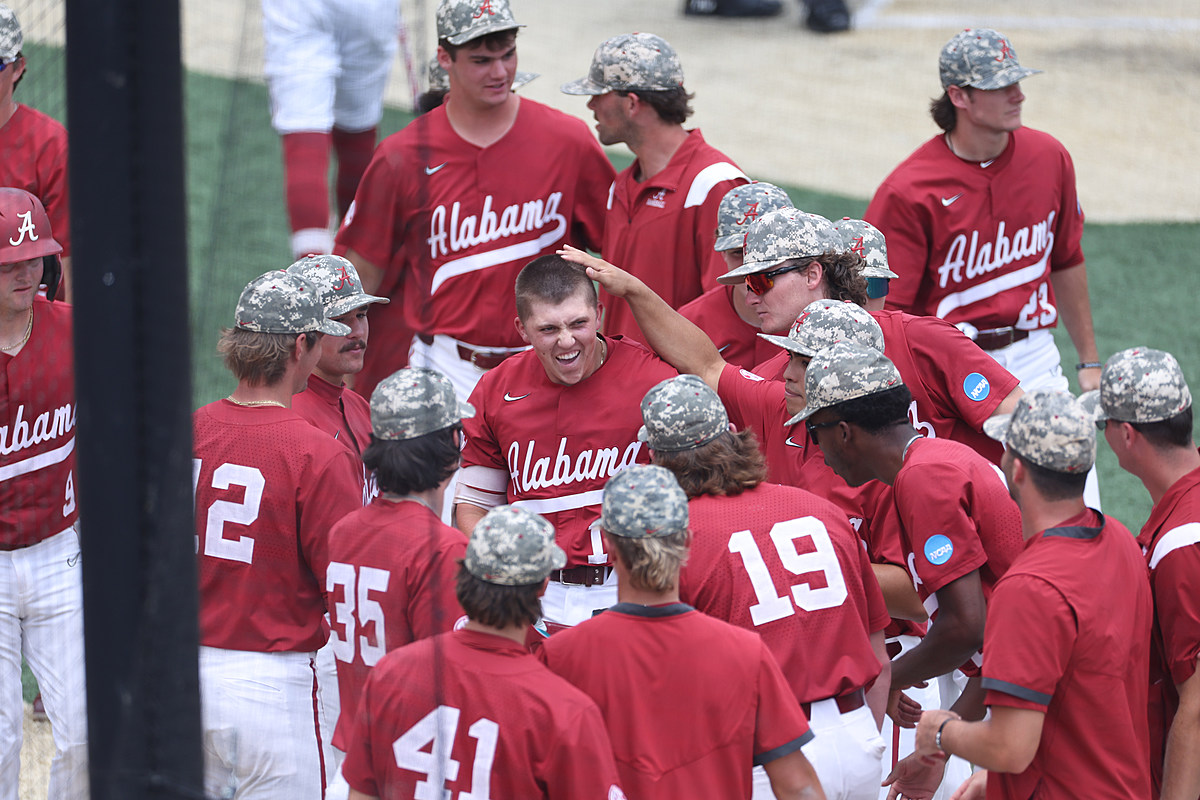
left=515, top=290, right=602, bottom=386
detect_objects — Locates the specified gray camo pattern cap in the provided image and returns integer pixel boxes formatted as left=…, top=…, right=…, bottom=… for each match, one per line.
left=789, top=340, right=903, bottom=425
left=234, top=271, right=350, bottom=336
left=370, top=367, right=475, bottom=441
left=836, top=218, right=898, bottom=279
left=600, top=465, right=688, bottom=539
left=984, top=391, right=1095, bottom=473
left=287, top=254, right=389, bottom=318
left=638, top=374, right=729, bottom=452
left=436, top=0, right=522, bottom=46
left=465, top=505, right=565, bottom=586
left=427, top=56, right=537, bottom=92
left=759, top=299, right=884, bottom=358
left=718, top=209, right=843, bottom=284
left=939, top=28, right=1041, bottom=90
left=714, top=182, right=793, bottom=252
left=561, top=32, right=684, bottom=95
left=1079, top=347, right=1192, bottom=425
left=0, top=4, right=19, bottom=62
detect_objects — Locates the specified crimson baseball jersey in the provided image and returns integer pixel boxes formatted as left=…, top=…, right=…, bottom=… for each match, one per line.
left=982, top=509, right=1151, bottom=800
left=893, top=438, right=1023, bottom=668
left=539, top=603, right=811, bottom=800
left=327, top=498, right=467, bottom=751
left=342, top=628, right=626, bottom=800
left=1138, top=463, right=1200, bottom=796
left=292, top=373, right=375, bottom=501
left=192, top=401, right=362, bottom=652
left=0, top=298, right=77, bottom=549
left=460, top=336, right=676, bottom=566
left=753, top=309, right=1019, bottom=464
left=0, top=105, right=70, bottom=257
left=865, top=128, right=1084, bottom=330
left=679, top=284, right=776, bottom=371
left=335, top=99, right=614, bottom=397
left=600, top=130, right=747, bottom=342
left=680, top=484, right=890, bottom=703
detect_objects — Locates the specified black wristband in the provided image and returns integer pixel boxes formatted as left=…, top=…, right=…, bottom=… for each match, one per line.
left=936, top=718, right=953, bottom=752
left=1076, top=361, right=1103, bottom=371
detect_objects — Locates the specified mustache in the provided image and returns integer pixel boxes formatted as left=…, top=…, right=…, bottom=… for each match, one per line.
left=339, top=342, right=366, bottom=354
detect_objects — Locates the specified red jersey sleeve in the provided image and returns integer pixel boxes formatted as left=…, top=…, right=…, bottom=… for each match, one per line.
left=460, top=371, right=507, bottom=472
left=864, top=181, right=929, bottom=314
left=855, top=538, right=892, bottom=634
left=539, top=700, right=626, bottom=800
left=1152, top=537, right=1200, bottom=686
left=341, top=666, right=384, bottom=796
left=567, top=132, right=616, bottom=254
left=752, top=641, right=814, bottom=765
left=1048, top=147, right=1085, bottom=272
left=717, top=362, right=785, bottom=434
left=37, top=124, right=70, bottom=257
left=337, top=142, right=407, bottom=287
left=981, top=573, right=1076, bottom=712
left=893, top=461, right=989, bottom=595
left=299, top=448, right=363, bottom=589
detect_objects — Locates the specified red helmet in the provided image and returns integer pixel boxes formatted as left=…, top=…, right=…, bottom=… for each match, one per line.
left=0, top=188, right=63, bottom=300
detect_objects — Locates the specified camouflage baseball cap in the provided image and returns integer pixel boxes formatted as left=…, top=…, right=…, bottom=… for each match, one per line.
left=638, top=374, right=729, bottom=452
left=1079, top=347, right=1192, bottom=426
left=713, top=182, right=793, bottom=252
left=0, top=4, right=21, bottom=63
left=939, top=28, right=1041, bottom=90
left=759, top=299, right=884, bottom=358
left=984, top=391, right=1095, bottom=473
left=234, top=271, right=351, bottom=336
left=600, top=465, right=688, bottom=539
left=370, top=367, right=474, bottom=441
left=287, top=254, right=389, bottom=319
left=717, top=209, right=843, bottom=285
left=836, top=218, right=898, bottom=279
left=436, top=0, right=523, bottom=47
left=561, top=33, right=684, bottom=96
left=788, top=341, right=903, bottom=425
left=465, top=505, right=566, bottom=586
left=427, top=55, right=537, bottom=92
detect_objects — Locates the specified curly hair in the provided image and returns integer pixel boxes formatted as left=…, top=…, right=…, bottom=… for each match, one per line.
left=652, top=429, right=766, bottom=499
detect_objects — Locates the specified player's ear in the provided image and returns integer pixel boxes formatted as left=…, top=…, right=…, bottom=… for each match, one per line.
left=436, top=45, right=453, bottom=71
left=514, top=315, right=530, bottom=343
left=804, top=260, right=825, bottom=291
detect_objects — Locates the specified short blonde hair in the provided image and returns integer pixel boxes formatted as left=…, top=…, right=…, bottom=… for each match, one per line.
left=605, top=529, right=690, bottom=593
left=217, top=328, right=317, bottom=387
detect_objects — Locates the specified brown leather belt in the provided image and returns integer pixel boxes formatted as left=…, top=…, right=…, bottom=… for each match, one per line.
left=973, top=327, right=1030, bottom=351
left=800, top=687, right=866, bottom=719
left=416, top=333, right=519, bottom=371
left=549, top=565, right=613, bottom=586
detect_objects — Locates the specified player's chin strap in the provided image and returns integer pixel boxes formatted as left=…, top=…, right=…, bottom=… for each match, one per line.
left=42, top=255, right=62, bottom=302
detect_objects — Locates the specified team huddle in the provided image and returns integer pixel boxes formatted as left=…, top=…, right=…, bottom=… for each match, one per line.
left=2, top=0, right=1196, bottom=799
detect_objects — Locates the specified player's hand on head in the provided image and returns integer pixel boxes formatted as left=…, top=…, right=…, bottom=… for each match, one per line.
left=883, top=752, right=947, bottom=800
left=948, top=769, right=987, bottom=800
left=887, top=688, right=923, bottom=728
left=557, top=245, right=639, bottom=298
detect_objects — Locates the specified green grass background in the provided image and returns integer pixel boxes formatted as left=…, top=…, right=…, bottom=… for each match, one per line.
left=15, top=45, right=1200, bottom=699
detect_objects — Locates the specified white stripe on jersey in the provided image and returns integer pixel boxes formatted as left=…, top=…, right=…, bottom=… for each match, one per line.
left=0, top=435, right=75, bottom=483
left=1149, top=522, right=1200, bottom=571
left=934, top=249, right=1050, bottom=319
left=513, top=488, right=604, bottom=515
left=430, top=216, right=568, bottom=295
left=683, top=162, right=747, bottom=209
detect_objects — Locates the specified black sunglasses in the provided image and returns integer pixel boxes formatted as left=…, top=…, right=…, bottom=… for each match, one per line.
left=805, top=419, right=841, bottom=444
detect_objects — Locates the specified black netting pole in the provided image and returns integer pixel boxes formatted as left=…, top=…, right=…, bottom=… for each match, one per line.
left=66, top=0, right=202, bottom=798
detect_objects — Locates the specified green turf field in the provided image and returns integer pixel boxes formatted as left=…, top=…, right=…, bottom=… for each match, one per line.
left=16, top=42, right=1200, bottom=560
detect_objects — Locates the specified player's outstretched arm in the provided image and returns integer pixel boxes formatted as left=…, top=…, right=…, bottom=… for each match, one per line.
left=915, top=706, right=1043, bottom=774
left=948, top=770, right=987, bottom=800
left=867, top=630, right=892, bottom=729
left=890, top=571, right=985, bottom=690
left=1048, top=262, right=1101, bottom=392
left=558, top=245, right=726, bottom=389
left=872, top=563, right=929, bottom=622
left=763, top=749, right=827, bottom=800
left=454, top=502, right=488, bottom=536
left=883, top=751, right=946, bottom=800
left=1162, top=667, right=1200, bottom=800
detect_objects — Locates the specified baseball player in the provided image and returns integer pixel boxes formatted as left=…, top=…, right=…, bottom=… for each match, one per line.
left=894, top=392, right=1151, bottom=800
left=0, top=189, right=84, bottom=800
left=262, top=0, right=399, bottom=258
left=0, top=4, right=71, bottom=302
left=678, top=181, right=793, bottom=370
left=192, top=270, right=362, bottom=798
left=832, top=218, right=898, bottom=313
left=336, top=0, right=614, bottom=401
left=419, top=55, right=538, bottom=114
left=454, top=255, right=676, bottom=629
left=339, top=505, right=626, bottom=800
left=325, top=368, right=470, bottom=774
left=1082, top=348, right=1200, bottom=799
left=864, top=30, right=1101, bottom=397
left=561, top=32, right=748, bottom=344
left=639, top=376, right=889, bottom=800
left=539, top=465, right=824, bottom=800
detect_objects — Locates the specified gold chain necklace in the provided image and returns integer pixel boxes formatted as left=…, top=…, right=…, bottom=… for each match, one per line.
left=226, top=396, right=287, bottom=408
left=0, top=309, right=33, bottom=352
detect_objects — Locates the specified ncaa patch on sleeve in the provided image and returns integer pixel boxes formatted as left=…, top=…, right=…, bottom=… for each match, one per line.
left=924, top=534, right=954, bottom=566
left=963, top=372, right=990, bottom=402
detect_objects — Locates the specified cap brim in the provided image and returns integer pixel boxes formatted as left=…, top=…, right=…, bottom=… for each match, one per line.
left=860, top=265, right=899, bottom=279
left=716, top=258, right=787, bottom=286
left=1077, top=390, right=1108, bottom=425
left=969, top=65, right=1041, bottom=90
left=637, top=424, right=651, bottom=444
left=758, top=332, right=813, bottom=356
left=318, top=318, right=353, bottom=336
left=982, top=413, right=1012, bottom=443
left=512, top=71, right=539, bottom=91
left=785, top=405, right=820, bottom=426
left=458, top=401, right=476, bottom=421
left=560, top=77, right=610, bottom=96
left=713, top=233, right=743, bottom=252
left=326, top=293, right=391, bottom=318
